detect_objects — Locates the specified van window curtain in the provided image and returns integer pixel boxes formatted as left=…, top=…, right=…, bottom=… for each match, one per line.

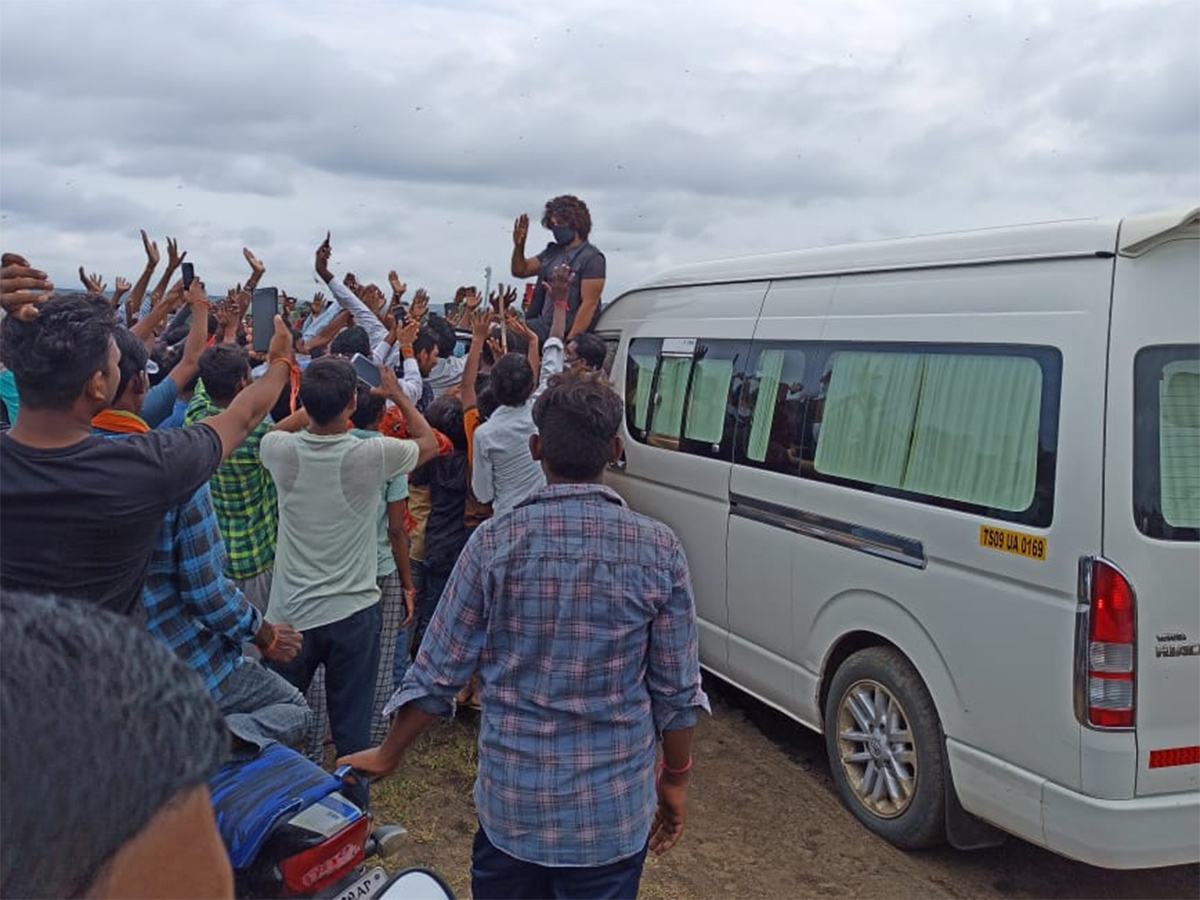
left=901, top=354, right=1042, bottom=510
left=747, top=350, right=786, bottom=461
left=631, top=354, right=657, bottom=431
left=652, top=357, right=691, bottom=439
left=814, top=351, right=924, bottom=487
left=684, top=358, right=734, bottom=444
left=1160, top=360, right=1200, bottom=528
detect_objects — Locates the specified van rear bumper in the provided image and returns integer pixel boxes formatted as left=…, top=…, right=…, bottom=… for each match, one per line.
left=1041, top=781, right=1200, bottom=869
left=948, top=738, right=1199, bottom=868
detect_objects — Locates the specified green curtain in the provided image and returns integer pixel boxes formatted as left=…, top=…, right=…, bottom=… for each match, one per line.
left=685, top=358, right=734, bottom=444
left=631, top=354, right=657, bottom=431
left=653, top=357, right=691, bottom=439
left=815, top=351, right=924, bottom=487
left=1160, top=361, right=1200, bottom=528
left=902, top=354, right=1042, bottom=510
left=747, top=350, right=787, bottom=462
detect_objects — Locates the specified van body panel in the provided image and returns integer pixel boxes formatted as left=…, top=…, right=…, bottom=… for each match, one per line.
left=1106, top=237, right=1200, bottom=798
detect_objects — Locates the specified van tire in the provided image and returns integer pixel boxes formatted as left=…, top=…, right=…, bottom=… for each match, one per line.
left=824, top=646, right=946, bottom=849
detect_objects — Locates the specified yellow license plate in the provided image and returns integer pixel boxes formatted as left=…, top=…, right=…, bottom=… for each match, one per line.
left=979, top=525, right=1047, bottom=561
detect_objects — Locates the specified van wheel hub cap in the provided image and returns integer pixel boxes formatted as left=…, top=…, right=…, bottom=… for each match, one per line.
left=836, top=680, right=918, bottom=819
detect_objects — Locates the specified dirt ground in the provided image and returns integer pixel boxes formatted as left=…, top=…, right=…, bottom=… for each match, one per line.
left=370, top=676, right=1200, bottom=900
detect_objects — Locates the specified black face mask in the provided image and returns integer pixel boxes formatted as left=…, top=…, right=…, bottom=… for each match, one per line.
left=551, top=225, right=576, bottom=245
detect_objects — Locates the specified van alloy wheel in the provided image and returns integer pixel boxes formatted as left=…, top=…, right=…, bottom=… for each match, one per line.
left=836, top=679, right=917, bottom=819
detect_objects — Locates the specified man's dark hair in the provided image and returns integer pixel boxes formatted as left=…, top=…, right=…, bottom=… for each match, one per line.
left=350, top=383, right=385, bottom=430
left=477, top=385, right=499, bottom=422
left=532, top=370, right=622, bottom=480
left=112, top=327, right=150, bottom=401
left=329, top=325, right=370, bottom=359
left=426, top=315, right=457, bottom=358
left=197, top=344, right=251, bottom=404
left=570, top=333, right=608, bottom=371
left=300, top=356, right=357, bottom=426
left=491, top=353, right=534, bottom=407
left=413, top=327, right=438, bottom=357
left=0, top=592, right=226, bottom=899
left=150, top=344, right=182, bottom=387
left=0, top=295, right=116, bottom=410
left=540, top=194, right=592, bottom=240
left=425, top=394, right=466, bottom=451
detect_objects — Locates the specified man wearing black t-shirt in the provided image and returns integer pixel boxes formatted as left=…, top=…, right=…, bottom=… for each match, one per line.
left=511, top=195, right=606, bottom=344
left=0, top=284, right=294, bottom=617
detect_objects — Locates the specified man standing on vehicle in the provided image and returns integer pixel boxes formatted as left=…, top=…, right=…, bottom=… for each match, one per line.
left=341, top=369, right=709, bottom=900
left=511, top=194, right=606, bottom=344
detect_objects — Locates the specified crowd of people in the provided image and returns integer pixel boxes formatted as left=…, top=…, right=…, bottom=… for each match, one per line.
left=0, top=194, right=709, bottom=900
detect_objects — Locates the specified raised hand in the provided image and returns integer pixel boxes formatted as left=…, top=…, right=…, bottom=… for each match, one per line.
left=166, top=236, right=186, bottom=270
left=0, top=253, right=53, bottom=321
left=184, top=277, right=209, bottom=310
left=315, top=232, right=333, bottom=281
left=372, top=363, right=403, bottom=401
left=505, top=310, right=534, bottom=342
left=266, top=313, right=294, bottom=365
left=513, top=213, right=529, bottom=248
left=388, top=270, right=406, bottom=298
left=111, top=277, right=131, bottom=309
left=469, top=308, right=491, bottom=339
left=141, top=229, right=160, bottom=268
left=547, top=263, right=574, bottom=306
left=487, top=336, right=505, bottom=361
left=78, top=267, right=106, bottom=297
left=409, top=288, right=429, bottom=321
left=243, top=247, right=265, bottom=277
left=398, top=317, right=420, bottom=349
left=463, top=286, right=482, bottom=311
left=163, top=278, right=187, bottom=311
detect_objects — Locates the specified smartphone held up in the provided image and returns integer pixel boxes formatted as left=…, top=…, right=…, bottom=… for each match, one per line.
left=251, top=288, right=278, bottom=354
left=351, top=352, right=381, bottom=388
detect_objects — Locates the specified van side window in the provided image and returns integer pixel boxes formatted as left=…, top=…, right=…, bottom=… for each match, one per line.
left=738, top=342, right=1061, bottom=526
left=625, top=338, right=748, bottom=459
left=1134, top=345, right=1200, bottom=541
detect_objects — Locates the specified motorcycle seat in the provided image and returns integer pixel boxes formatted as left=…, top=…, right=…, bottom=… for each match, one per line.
left=208, top=743, right=349, bottom=869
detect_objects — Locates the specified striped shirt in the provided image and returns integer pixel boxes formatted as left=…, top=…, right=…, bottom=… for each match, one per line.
left=386, top=483, right=710, bottom=867
left=185, top=382, right=278, bottom=581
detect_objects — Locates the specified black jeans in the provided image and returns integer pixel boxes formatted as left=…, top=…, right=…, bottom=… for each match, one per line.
left=269, top=602, right=382, bottom=757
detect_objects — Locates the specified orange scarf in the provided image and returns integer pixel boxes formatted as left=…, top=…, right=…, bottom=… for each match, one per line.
left=91, top=409, right=150, bottom=434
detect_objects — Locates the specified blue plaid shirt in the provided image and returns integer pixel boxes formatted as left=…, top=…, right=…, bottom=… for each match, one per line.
left=385, top=483, right=710, bottom=867
left=142, top=481, right=262, bottom=699
left=99, top=427, right=260, bottom=698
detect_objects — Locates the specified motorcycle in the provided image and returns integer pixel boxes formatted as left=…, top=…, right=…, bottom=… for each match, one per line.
left=208, top=742, right=441, bottom=899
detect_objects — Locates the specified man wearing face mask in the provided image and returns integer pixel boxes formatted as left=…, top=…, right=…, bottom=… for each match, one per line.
left=511, top=194, right=606, bottom=344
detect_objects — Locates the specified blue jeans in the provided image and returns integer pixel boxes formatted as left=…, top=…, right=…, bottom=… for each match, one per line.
left=269, top=602, right=382, bottom=758
left=470, top=825, right=647, bottom=900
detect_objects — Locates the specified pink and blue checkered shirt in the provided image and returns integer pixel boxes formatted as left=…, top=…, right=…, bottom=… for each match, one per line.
left=384, top=483, right=710, bottom=867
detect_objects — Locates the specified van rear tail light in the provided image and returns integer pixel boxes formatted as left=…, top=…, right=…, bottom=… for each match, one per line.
left=1075, top=557, right=1136, bottom=729
left=279, top=816, right=369, bottom=896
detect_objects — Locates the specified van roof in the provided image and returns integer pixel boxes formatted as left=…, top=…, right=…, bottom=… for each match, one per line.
left=625, top=206, right=1197, bottom=292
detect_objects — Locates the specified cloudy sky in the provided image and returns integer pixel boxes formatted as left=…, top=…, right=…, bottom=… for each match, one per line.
left=1, top=0, right=1196, bottom=306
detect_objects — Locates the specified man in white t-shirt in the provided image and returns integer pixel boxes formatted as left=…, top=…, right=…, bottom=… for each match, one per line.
left=262, top=357, right=438, bottom=758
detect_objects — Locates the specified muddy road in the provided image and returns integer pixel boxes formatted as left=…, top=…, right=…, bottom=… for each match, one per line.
left=373, top=675, right=1199, bottom=899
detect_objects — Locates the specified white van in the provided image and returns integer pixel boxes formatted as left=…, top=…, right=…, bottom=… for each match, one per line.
left=595, top=207, right=1200, bottom=868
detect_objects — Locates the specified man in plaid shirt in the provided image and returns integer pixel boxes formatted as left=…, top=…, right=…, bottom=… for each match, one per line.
left=342, top=370, right=709, bottom=900
left=185, top=344, right=279, bottom=613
